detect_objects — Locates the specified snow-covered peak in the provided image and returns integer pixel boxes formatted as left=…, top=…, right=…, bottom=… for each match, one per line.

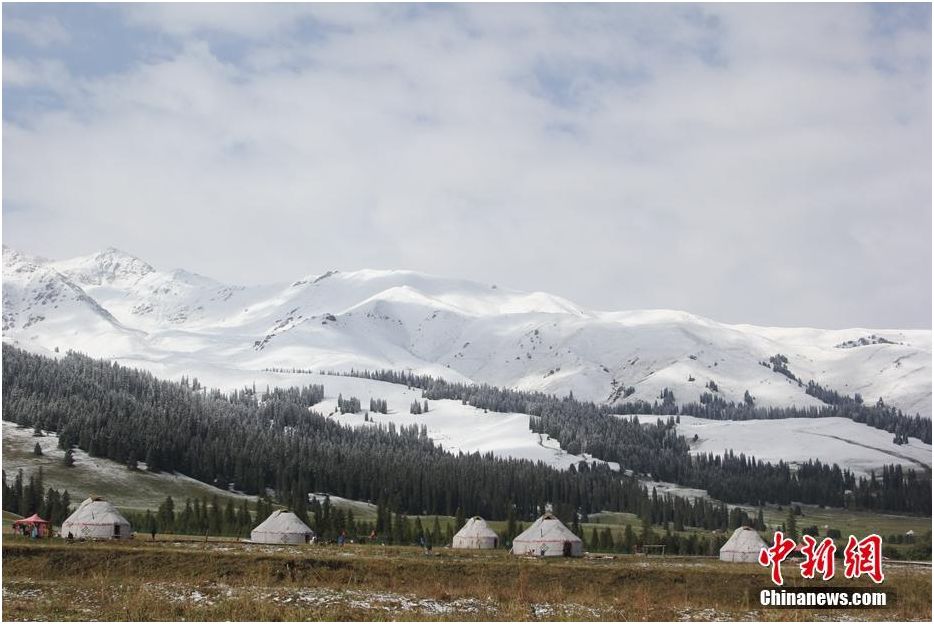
left=283, top=267, right=586, bottom=318
left=2, top=245, right=45, bottom=275
left=53, top=247, right=155, bottom=287
left=3, top=245, right=931, bottom=418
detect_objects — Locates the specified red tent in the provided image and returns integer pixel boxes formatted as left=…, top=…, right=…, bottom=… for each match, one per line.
left=12, top=514, right=52, bottom=538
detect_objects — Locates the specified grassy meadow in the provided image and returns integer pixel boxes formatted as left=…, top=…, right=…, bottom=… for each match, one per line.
left=2, top=538, right=930, bottom=621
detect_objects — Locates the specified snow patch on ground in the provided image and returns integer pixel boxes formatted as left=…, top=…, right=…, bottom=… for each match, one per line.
left=632, top=414, right=932, bottom=476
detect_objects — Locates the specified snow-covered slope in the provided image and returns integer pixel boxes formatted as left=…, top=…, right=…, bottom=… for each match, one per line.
left=2, top=247, right=146, bottom=358
left=631, top=415, right=931, bottom=476
left=3, top=245, right=931, bottom=419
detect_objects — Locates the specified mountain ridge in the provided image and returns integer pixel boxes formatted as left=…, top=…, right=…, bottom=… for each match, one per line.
left=3, top=245, right=930, bottom=418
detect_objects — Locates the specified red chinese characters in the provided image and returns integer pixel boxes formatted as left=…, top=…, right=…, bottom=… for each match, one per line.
left=843, top=534, right=885, bottom=583
left=799, top=535, right=837, bottom=580
left=761, top=531, right=885, bottom=586
left=758, top=531, right=796, bottom=585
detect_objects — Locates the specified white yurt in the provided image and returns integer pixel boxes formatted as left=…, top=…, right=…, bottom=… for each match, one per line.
left=510, top=513, right=583, bottom=557
left=719, top=526, right=768, bottom=563
left=452, top=516, right=500, bottom=549
left=250, top=510, right=315, bottom=544
left=61, top=497, right=132, bottom=540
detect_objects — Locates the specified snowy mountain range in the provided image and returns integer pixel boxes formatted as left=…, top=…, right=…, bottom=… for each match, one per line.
left=3, top=245, right=931, bottom=418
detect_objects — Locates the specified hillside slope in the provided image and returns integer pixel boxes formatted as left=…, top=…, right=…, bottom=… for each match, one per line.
left=2, top=421, right=253, bottom=512
left=3, top=245, right=930, bottom=418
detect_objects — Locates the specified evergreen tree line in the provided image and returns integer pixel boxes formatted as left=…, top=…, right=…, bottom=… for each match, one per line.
left=271, top=361, right=930, bottom=444
left=123, top=495, right=266, bottom=538
left=337, top=394, right=361, bottom=414
left=1, top=468, right=72, bottom=525
left=409, top=400, right=429, bottom=415
left=681, top=386, right=929, bottom=444
left=1, top=346, right=752, bottom=530
left=336, top=369, right=931, bottom=514
left=584, top=523, right=728, bottom=556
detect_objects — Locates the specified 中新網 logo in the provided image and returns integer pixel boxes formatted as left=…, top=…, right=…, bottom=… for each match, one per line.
left=759, top=532, right=884, bottom=585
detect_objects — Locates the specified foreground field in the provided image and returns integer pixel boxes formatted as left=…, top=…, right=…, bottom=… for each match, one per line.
left=2, top=540, right=930, bottom=621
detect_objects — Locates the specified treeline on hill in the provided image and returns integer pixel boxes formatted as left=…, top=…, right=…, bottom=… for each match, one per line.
left=336, top=369, right=931, bottom=514
left=1, top=345, right=753, bottom=531
left=267, top=363, right=931, bottom=444
left=681, top=387, right=930, bottom=445
left=2, top=468, right=72, bottom=526
left=614, top=386, right=929, bottom=445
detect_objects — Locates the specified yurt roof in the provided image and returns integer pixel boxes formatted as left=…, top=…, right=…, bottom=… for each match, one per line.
left=253, top=510, right=313, bottom=534
left=64, top=497, right=130, bottom=526
left=720, top=526, right=767, bottom=552
left=513, top=513, right=581, bottom=543
left=453, top=516, right=498, bottom=539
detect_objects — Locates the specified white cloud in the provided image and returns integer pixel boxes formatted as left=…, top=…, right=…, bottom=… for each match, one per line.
left=2, top=57, right=71, bottom=89
left=3, top=3, right=930, bottom=328
left=3, top=14, right=70, bottom=47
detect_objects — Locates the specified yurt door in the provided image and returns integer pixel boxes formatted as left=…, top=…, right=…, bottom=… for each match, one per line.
left=113, top=523, right=122, bottom=538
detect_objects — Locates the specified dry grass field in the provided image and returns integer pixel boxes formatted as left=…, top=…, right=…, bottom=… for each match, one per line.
left=2, top=538, right=929, bottom=621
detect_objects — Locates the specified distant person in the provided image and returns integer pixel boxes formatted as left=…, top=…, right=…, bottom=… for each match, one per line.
left=338, top=530, right=346, bottom=546
left=67, top=531, right=74, bottom=542
left=150, top=527, right=157, bottom=542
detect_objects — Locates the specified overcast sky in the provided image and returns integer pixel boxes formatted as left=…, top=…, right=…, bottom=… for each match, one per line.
left=3, top=3, right=931, bottom=328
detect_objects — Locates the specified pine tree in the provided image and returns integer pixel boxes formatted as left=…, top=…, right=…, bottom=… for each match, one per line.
left=785, top=507, right=798, bottom=542
left=623, top=524, right=636, bottom=553
left=145, top=448, right=158, bottom=473
left=505, top=504, right=517, bottom=543
left=158, top=496, right=176, bottom=534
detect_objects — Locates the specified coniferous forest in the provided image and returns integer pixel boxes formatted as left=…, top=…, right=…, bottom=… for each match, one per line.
left=272, top=365, right=931, bottom=444
left=338, top=369, right=931, bottom=514
left=2, top=345, right=755, bottom=530
left=3, top=346, right=929, bottom=527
